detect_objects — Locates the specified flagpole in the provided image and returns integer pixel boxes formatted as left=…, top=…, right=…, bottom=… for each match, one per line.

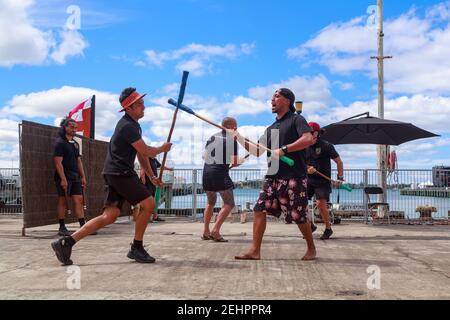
left=90, top=95, right=96, bottom=139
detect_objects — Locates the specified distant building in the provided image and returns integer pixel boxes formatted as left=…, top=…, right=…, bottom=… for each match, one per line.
left=432, top=166, right=450, bottom=187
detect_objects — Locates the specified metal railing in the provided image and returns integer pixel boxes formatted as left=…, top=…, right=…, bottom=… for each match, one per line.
left=328, top=169, right=450, bottom=223
left=2, top=168, right=449, bottom=224
left=156, top=168, right=449, bottom=224
left=0, top=168, right=22, bottom=215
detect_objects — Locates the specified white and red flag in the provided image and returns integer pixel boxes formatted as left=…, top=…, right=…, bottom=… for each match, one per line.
left=68, top=96, right=95, bottom=138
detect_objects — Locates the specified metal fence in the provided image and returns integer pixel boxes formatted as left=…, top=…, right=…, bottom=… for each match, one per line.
left=0, top=168, right=22, bottom=215
left=327, top=169, right=450, bottom=223
left=2, top=168, right=449, bottom=224
left=157, top=168, right=449, bottom=223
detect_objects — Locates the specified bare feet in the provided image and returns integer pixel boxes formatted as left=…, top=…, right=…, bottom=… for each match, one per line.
left=302, top=249, right=317, bottom=261
left=235, top=253, right=260, bottom=260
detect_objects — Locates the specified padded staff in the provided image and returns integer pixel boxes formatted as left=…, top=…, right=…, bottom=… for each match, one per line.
left=167, top=98, right=295, bottom=167
left=154, top=71, right=190, bottom=206
left=312, top=169, right=353, bottom=192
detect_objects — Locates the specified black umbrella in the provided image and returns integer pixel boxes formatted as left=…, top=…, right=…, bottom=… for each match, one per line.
left=321, top=112, right=439, bottom=146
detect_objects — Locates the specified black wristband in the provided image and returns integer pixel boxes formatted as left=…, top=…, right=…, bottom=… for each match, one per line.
left=281, top=145, right=289, bottom=154
left=337, top=175, right=344, bottom=181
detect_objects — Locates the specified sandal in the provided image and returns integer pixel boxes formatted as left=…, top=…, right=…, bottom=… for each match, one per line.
left=235, top=255, right=260, bottom=260
left=212, top=237, right=228, bottom=243
left=201, top=235, right=213, bottom=240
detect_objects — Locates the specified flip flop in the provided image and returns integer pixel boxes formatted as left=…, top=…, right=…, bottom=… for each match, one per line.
left=212, top=237, right=228, bottom=243
left=201, top=235, right=213, bottom=240
left=234, top=255, right=260, bottom=260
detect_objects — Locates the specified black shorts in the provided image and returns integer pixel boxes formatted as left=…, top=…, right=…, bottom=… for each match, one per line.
left=55, top=179, right=83, bottom=197
left=307, top=183, right=331, bottom=201
left=202, top=170, right=234, bottom=192
left=104, top=174, right=151, bottom=209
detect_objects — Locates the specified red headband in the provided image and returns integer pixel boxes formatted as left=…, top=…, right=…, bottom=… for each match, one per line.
left=120, top=91, right=147, bottom=112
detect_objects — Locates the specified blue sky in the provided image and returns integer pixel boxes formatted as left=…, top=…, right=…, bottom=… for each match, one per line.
left=1, top=0, right=449, bottom=169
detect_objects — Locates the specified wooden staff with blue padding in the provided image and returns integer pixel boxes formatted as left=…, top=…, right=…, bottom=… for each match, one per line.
left=154, top=71, right=189, bottom=207
left=167, top=98, right=295, bottom=167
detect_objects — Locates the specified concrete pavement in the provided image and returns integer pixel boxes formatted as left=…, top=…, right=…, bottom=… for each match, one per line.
left=1, top=216, right=449, bottom=299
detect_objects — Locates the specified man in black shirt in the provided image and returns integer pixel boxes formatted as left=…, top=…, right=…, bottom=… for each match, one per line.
left=231, top=88, right=316, bottom=261
left=307, top=122, right=344, bottom=240
left=51, top=87, right=172, bottom=266
left=53, top=118, right=87, bottom=236
left=201, top=117, right=241, bottom=242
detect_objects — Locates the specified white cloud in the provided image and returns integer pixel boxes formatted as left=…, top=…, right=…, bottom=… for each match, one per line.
left=336, top=144, right=377, bottom=168
left=2, top=82, right=448, bottom=169
left=427, top=1, right=450, bottom=21
left=0, top=0, right=53, bottom=67
left=140, top=102, right=223, bottom=166
left=334, top=81, right=354, bottom=91
left=0, top=119, right=20, bottom=144
left=144, top=50, right=166, bottom=67
left=134, top=61, right=146, bottom=67
left=28, top=1, right=122, bottom=30
left=236, top=125, right=267, bottom=144
left=0, top=118, right=21, bottom=167
left=310, top=94, right=450, bottom=169
left=435, top=138, right=450, bottom=147
left=142, top=42, right=255, bottom=76
left=288, top=2, right=450, bottom=95
left=143, top=98, right=221, bottom=138
left=0, top=86, right=120, bottom=168
left=138, top=74, right=329, bottom=166
left=158, top=83, right=179, bottom=96
left=293, top=17, right=373, bottom=57
left=51, top=29, right=88, bottom=64
left=247, top=75, right=334, bottom=114
left=329, top=140, right=450, bottom=169
left=140, top=92, right=275, bottom=166
left=223, top=97, right=269, bottom=116
left=0, top=118, right=20, bottom=168
left=240, top=43, right=255, bottom=55
left=319, top=94, right=450, bottom=135
left=147, top=74, right=333, bottom=121
left=2, top=86, right=119, bottom=137
left=148, top=74, right=334, bottom=124
left=286, top=46, right=308, bottom=60
left=0, top=0, right=88, bottom=67
left=0, top=144, right=20, bottom=168
left=176, top=58, right=208, bottom=77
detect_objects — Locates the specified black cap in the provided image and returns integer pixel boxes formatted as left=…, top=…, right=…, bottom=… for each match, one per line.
left=277, top=88, right=296, bottom=112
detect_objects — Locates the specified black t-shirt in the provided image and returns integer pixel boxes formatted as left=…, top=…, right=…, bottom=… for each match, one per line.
left=202, top=131, right=238, bottom=191
left=103, top=114, right=142, bottom=176
left=259, top=111, right=312, bottom=179
left=53, top=136, right=80, bottom=181
left=306, top=138, right=340, bottom=185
